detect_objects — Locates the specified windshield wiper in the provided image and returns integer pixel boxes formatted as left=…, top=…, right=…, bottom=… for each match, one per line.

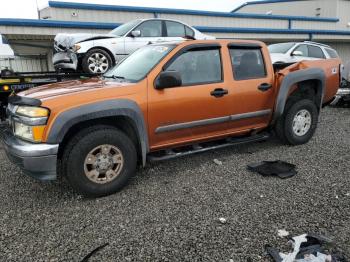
left=104, top=75, right=125, bottom=80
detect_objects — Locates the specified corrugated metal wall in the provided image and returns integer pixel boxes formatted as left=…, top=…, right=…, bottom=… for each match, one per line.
left=236, top=0, right=338, bottom=18
left=337, top=0, right=350, bottom=30
left=44, top=7, right=154, bottom=23
left=157, top=14, right=289, bottom=29
left=0, top=55, right=49, bottom=72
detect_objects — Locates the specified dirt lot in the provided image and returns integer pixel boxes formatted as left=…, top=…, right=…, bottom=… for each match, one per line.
left=0, top=107, right=349, bottom=262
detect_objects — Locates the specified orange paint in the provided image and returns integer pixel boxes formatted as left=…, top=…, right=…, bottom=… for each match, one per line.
left=17, top=40, right=340, bottom=149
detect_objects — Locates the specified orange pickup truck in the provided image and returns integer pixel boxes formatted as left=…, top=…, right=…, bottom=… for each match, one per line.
left=2, top=39, right=341, bottom=197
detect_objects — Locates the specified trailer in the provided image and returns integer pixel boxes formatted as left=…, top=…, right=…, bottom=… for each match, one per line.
left=0, top=69, right=98, bottom=121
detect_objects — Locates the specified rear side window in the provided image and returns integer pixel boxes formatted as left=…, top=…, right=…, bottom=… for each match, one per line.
left=229, top=48, right=266, bottom=80
left=325, top=48, right=338, bottom=58
left=165, top=21, right=186, bottom=37
left=308, top=45, right=325, bottom=59
left=185, top=26, right=194, bottom=37
left=165, top=48, right=222, bottom=85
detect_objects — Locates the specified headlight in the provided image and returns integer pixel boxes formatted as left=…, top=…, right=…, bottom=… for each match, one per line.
left=16, top=106, right=49, bottom=118
left=14, top=122, right=46, bottom=142
left=72, top=44, right=81, bottom=52
left=14, top=106, right=49, bottom=142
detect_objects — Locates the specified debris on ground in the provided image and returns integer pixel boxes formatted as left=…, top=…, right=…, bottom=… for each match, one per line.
left=266, top=234, right=347, bottom=262
left=213, top=159, right=223, bottom=165
left=247, top=160, right=297, bottom=179
left=218, top=217, right=227, bottom=224
left=81, top=243, right=109, bottom=262
left=278, top=229, right=290, bottom=238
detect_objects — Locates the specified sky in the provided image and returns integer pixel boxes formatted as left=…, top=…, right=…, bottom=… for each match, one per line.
left=0, top=0, right=248, bottom=19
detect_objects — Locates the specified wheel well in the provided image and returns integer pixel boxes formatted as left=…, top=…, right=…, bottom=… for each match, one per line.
left=287, top=80, right=321, bottom=107
left=57, top=116, right=142, bottom=165
left=86, top=47, right=116, bottom=65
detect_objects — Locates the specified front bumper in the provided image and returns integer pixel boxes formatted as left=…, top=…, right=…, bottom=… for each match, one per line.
left=2, top=128, right=59, bottom=181
left=53, top=51, right=79, bottom=71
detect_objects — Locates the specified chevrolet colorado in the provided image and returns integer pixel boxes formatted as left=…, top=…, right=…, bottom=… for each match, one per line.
left=2, top=39, right=341, bottom=197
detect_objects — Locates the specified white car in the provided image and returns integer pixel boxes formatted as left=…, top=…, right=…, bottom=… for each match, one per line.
left=268, top=41, right=339, bottom=64
left=0, top=34, right=14, bottom=57
left=53, top=18, right=215, bottom=74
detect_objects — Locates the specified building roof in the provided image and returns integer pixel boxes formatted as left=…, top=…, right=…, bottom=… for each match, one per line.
left=47, top=1, right=339, bottom=22
left=1, top=18, right=350, bottom=37
left=231, top=0, right=302, bottom=13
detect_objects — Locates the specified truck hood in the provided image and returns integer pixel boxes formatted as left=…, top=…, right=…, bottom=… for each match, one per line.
left=54, top=33, right=117, bottom=51
left=17, top=78, right=133, bottom=101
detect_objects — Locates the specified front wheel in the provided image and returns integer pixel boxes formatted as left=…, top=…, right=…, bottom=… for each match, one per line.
left=275, top=99, right=319, bottom=145
left=82, top=49, right=113, bottom=74
left=62, top=126, right=137, bottom=197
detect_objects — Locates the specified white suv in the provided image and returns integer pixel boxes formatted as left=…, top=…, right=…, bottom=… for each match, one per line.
left=268, top=41, right=339, bottom=64
left=53, top=18, right=214, bottom=74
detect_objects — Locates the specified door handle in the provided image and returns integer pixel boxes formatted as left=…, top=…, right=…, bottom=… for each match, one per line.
left=258, top=83, right=272, bottom=92
left=210, top=88, right=228, bottom=98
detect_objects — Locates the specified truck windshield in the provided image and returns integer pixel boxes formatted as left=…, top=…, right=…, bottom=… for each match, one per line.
left=104, top=44, right=176, bottom=82
left=109, top=20, right=141, bottom=37
left=268, top=43, right=296, bottom=54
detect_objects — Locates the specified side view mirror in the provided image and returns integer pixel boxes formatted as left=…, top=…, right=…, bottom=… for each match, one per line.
left=291, top=50, right=303, bottom=57
left=130, top=30, right=141, bottom=37
left=155, top=71, right=182, bottom=89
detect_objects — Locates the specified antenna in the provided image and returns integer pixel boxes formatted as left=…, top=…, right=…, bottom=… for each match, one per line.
left=36, top=0, right=40, bottom=19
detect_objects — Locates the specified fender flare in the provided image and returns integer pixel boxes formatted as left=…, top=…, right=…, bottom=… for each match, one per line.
left=46, top=99, right=149, bottom=166
left=272, top=68, right=326, bottom=124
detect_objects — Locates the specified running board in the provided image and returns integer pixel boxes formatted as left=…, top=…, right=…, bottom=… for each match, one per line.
left=147, top=133, right=270, bottom=162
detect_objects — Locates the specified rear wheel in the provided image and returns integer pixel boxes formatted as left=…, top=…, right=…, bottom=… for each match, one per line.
left=275, top=99, right=319, bottom=145
left=62, top=126, right=137, bottom=197
left=82, top=49, right=113, bottom=74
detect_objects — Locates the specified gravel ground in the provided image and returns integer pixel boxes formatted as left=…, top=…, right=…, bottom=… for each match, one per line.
left=0, top=107, right=349, bottom=262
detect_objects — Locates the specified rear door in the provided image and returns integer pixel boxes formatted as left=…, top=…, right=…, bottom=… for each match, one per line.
left=226, top=43, right=275, bottom=131
left=124, top=20, right=164, bottom=54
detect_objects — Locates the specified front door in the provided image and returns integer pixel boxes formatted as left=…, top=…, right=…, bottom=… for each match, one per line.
left=124, top=20, right=165, bottom=54
left=147, top=44, right=234, bottom=150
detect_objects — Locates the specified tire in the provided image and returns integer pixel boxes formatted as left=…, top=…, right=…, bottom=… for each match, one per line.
left=62, top=125, right=137, bottom=197
left=275, top=99, right=319, bottom=145
left=82, top=49, right=113, bottom=74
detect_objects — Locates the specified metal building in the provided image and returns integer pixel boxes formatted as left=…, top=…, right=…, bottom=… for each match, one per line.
left=0, top=0, right=350, bottom=72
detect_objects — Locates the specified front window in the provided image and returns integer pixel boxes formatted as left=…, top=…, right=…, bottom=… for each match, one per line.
left=165, top=47, right=222, bottom=85
left=104, top=44, right=175, bottom=82
left=134, top=20, right=162, bottom=37
left=109, top=20, right=141, bottom=37
left=268, top=43, right=296, bottom=54
left=294, top=44, right=309, bottom=56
